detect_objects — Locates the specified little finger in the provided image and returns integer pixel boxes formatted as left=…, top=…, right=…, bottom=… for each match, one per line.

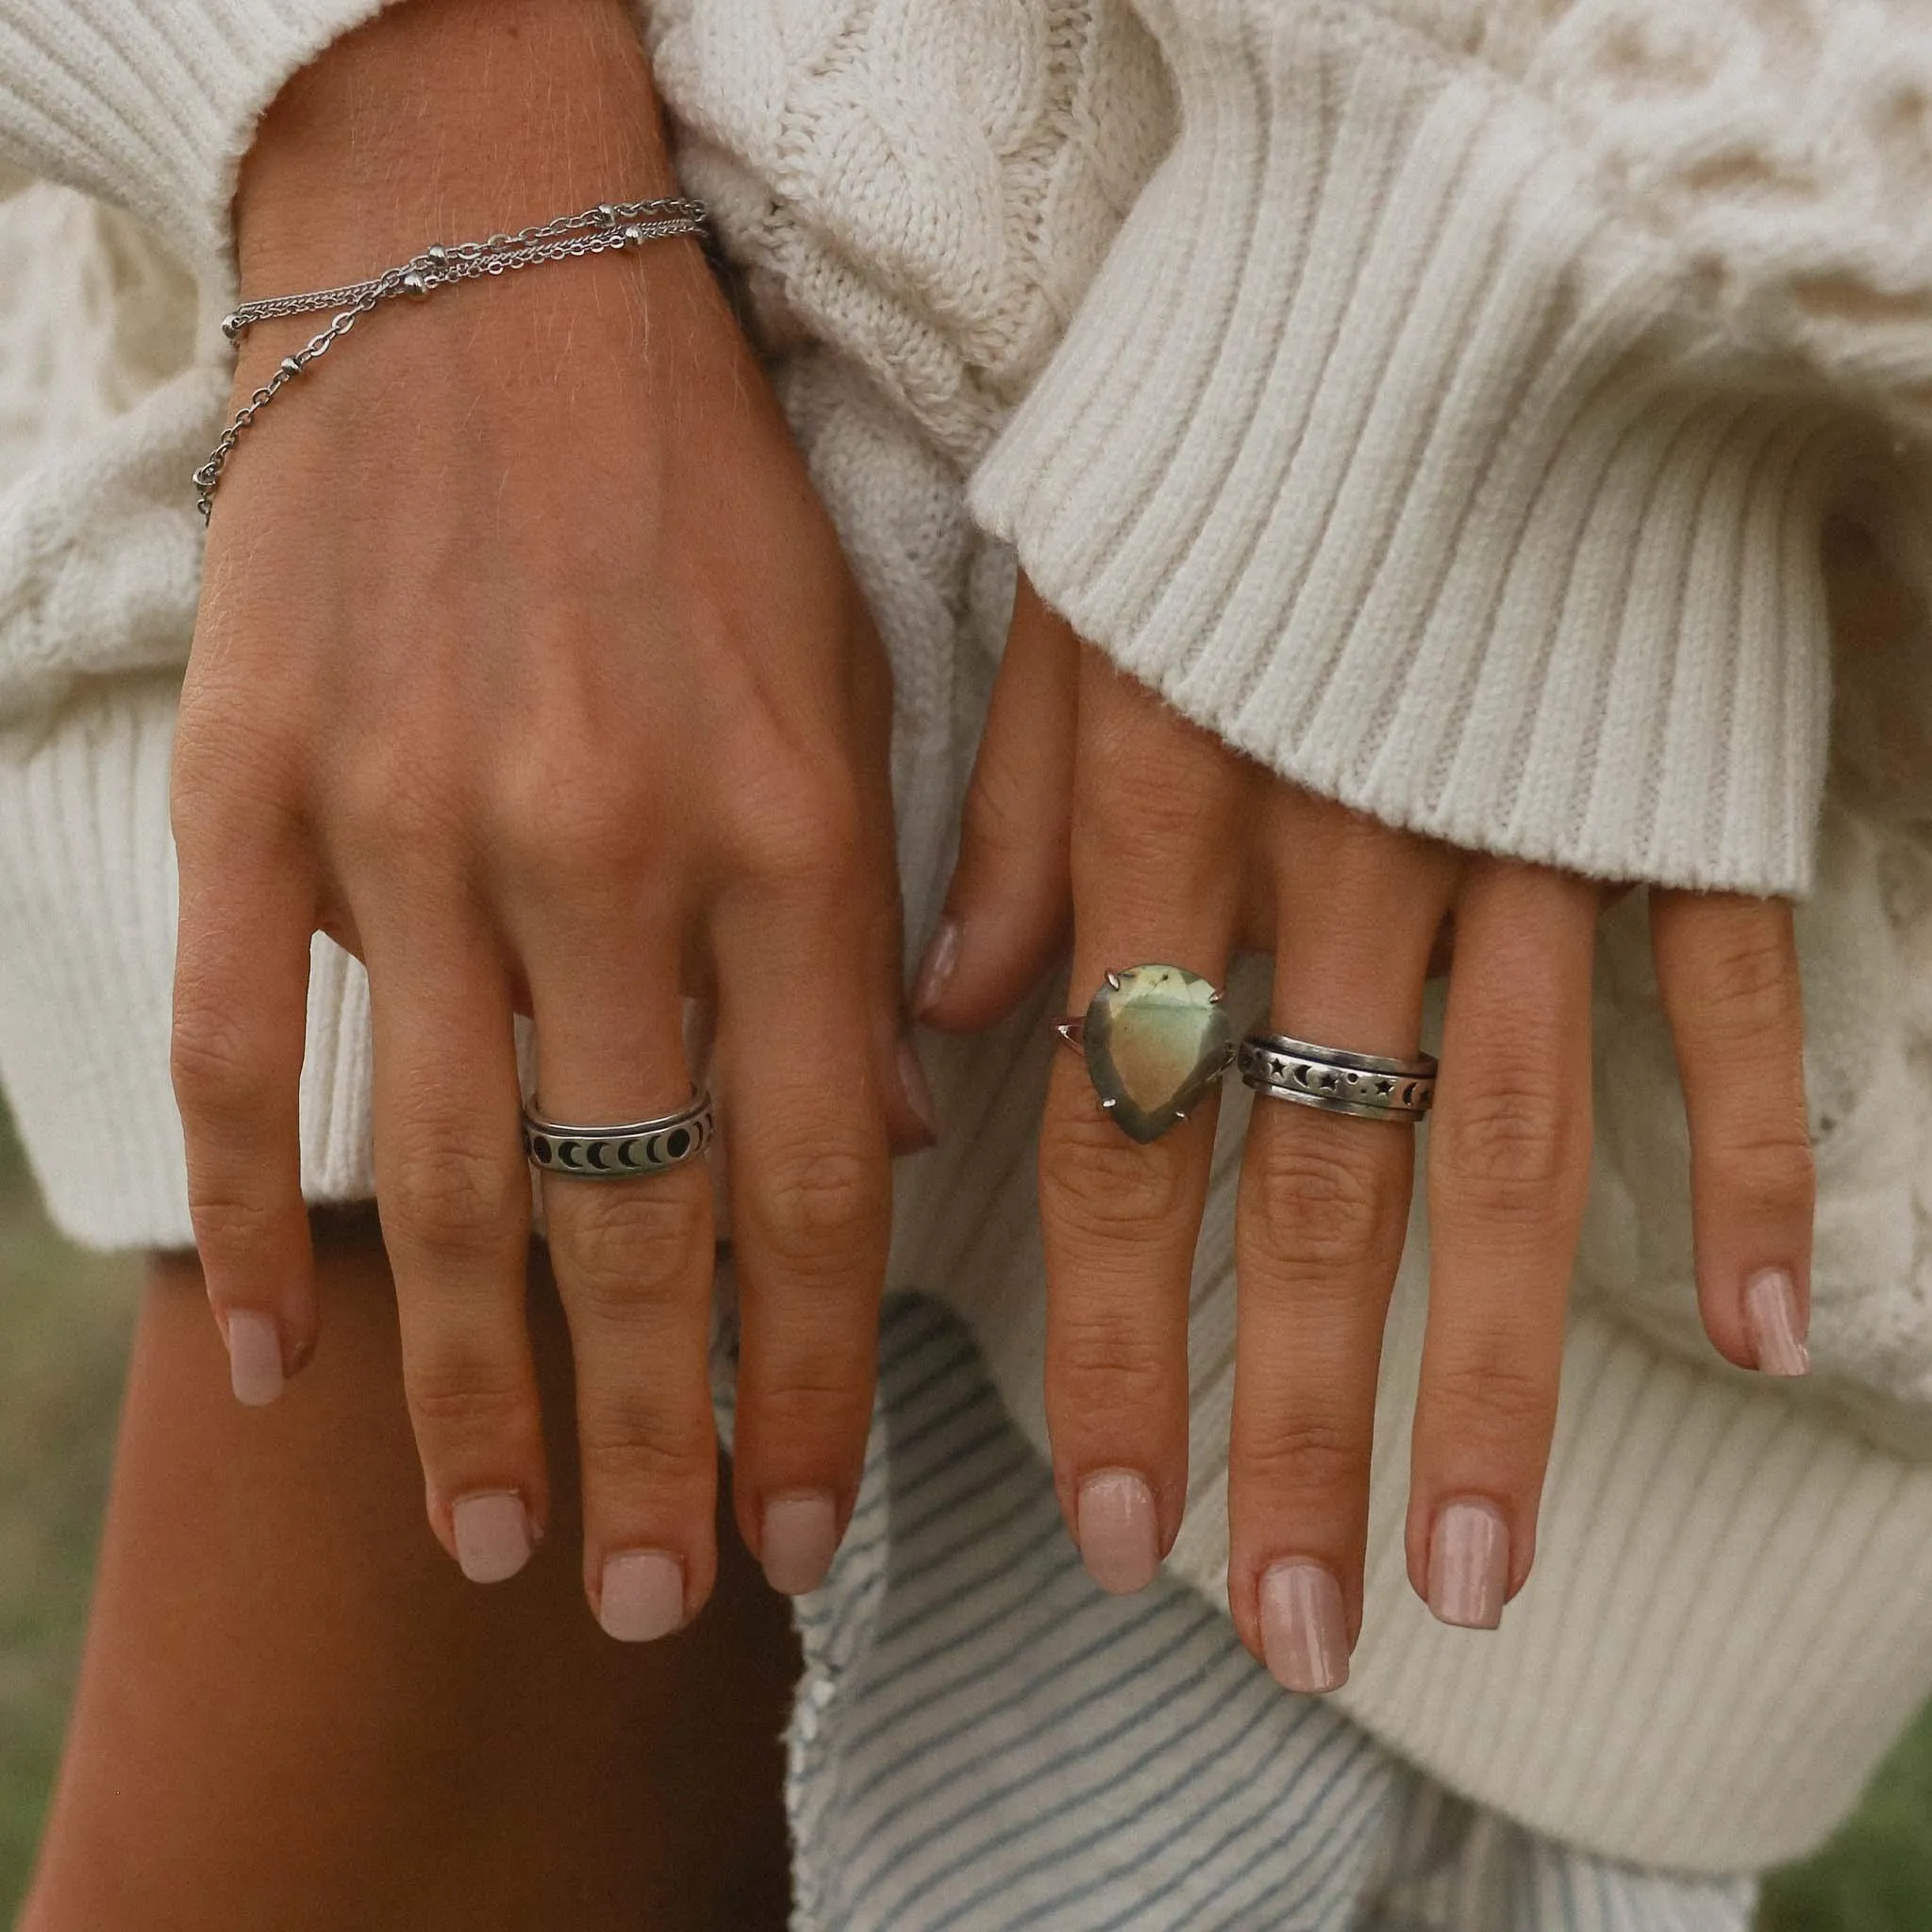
left=1651, top=890, right=1813, bottom=1375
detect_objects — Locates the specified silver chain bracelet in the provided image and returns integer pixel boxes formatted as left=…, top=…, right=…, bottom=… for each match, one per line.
left=193, top=196, right=708, bottom=521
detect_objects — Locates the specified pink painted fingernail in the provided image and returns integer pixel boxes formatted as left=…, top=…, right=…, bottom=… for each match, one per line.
left=761, top=1491, right=840, bottom=1595
left=912, top=917, right=960, bottom=1020
left=598, top=1550, right=686, bottom=1641
left=224, top=1307, right=284, bottom=1407
left=452, top=1491, right=534, bottom=1585
left=1259, top=1561, right=1350, bottom=1694
left=897, top=1035, right=940, bottom=1148
left=1428, top=1499, right=1509, bottom=1629
left=594, top=1545, right=688, bottom=1638
left=1744, top=1268, right=1809, bottom=1377
left=1076, top=1469, right=1160, bottom=1595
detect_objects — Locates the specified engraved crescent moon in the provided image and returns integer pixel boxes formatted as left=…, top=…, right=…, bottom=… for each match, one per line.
left=617, top=1138, right=641, bottom=1171
left=558, top=1141, right=583, bottom=1170
left=586, top=1141, right=612, bottom=1171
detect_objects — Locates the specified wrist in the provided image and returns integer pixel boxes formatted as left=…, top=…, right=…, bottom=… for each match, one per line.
left=235, top=0, right=676, bottom=296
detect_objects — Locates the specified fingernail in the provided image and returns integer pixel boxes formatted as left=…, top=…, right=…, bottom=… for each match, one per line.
left=452, top=1491, right=535, bottom=1585
left=760, top=1491, right=841, bottom=1595
left=1076, top=1469, right=1161, bottom=1595
left=1259, top=1560, right=1350, bottom=1693
left=1744, top=1268, right=1809, bottom=1377
left=912, top=916, right=960, bottom=1020
left=896, top=1035, right=940, bottom=1147
left=224, top=1307, right=284, bottom=1407
left=1428, top=1498, right=1509, bottom=1629
left=598, top=1549, right=686, bottom=1641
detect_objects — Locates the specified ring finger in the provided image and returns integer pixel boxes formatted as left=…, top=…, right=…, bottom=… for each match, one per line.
left=1227, top=794, right=1455, bottom=1693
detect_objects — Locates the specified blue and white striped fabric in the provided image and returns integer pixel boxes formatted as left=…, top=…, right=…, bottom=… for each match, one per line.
left=725, top=1297, right=1757, bottom=1932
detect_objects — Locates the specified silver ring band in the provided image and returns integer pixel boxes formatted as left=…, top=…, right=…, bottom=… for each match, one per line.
left=521, top=1090, right=714, bottom=1178
left=1238, top=1034, right=1437, bottom=1124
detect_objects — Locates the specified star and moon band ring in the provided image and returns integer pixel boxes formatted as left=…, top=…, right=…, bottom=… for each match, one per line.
left=1238, top=1035, right=1438, bottom=1123
left=1053, top=963, right=1437, bottom=1141
left=521, top=1090, right=715, bottom=1178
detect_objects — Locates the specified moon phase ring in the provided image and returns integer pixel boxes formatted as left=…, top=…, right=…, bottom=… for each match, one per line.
left=521, top=1091, right=714, bottom=1178
left=1238, top=1035, right=1437, bottom=1124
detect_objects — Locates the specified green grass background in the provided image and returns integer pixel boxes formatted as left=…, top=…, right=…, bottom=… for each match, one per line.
left=0, top=1105, right=1925, bottom=1926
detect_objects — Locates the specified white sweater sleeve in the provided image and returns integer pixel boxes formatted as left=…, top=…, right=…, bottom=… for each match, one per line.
left=967, top=0, right=1889, bottom=899
left=0, top=0, right=391, bottom=275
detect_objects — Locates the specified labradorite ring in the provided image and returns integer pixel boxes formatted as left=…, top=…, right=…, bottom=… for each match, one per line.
left=1238, top=1034, right=1437, bottom=1124
left=522, top=1090, right=714, bottom=1178
left=1054, top=963, right=1235, bottom=1144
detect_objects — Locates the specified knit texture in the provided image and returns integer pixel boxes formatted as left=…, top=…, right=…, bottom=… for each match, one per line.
left=5, top=0, right=1932, bottom=1874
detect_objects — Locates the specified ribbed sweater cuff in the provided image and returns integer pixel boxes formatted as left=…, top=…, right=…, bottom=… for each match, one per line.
left=969, top=3, right=1838, bottom=896
left=0, top=0, right=391, bottom=276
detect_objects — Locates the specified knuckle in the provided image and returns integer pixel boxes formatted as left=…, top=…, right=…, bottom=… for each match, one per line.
left=405, top=1355, right=533, bottom=1436
left=961, top=750, right=1037, bottom=860
left=739, top=1361, right=873, bottom=1449
left=1703, top=1127, right=1817, bottom=1216
left=385, top=1140, right=525, bottom=1259
left=1435, top=1076, right=1581, bottom=1204
left=187, top=1189, right=284, bottom=1260
left=171, top=991, right=274, bottom=1124
left=171, top=713, right=295, bottom=839
left=1246, top=1131, right=1390, bottom=1276
left=1052, top=1309, right=1174, bottom=1429
left=724, top=749, right=865, bottom=884
left=576, top=1402, right=714, bottom=1493
left=557, top=1183, right=711, bottom=1320
left=1240, top=1409, right=1371, bottom=1505
left=1424, top=1349, right=1555, bottom=1449
left=494, top=754, right=655, bottom=883
left=334, top=755, right=460, bottom=859
left=1074, top=764, right=1219, bottom=874
left=746, top=1144, right=879, bottom=1279
left=1681, top=924, right=1799, bottom=1041
left=1041, top=1114, right=1191, bottom=1243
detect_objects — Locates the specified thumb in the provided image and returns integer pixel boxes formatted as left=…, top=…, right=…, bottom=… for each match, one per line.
left=914, top=572, right=1077, bottom=1032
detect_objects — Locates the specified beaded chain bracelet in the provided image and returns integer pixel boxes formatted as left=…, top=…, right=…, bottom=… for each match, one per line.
left=193, top=196, right=708, bottom=521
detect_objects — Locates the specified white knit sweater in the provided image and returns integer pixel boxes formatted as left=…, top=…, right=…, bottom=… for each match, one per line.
left=5, top=0, right=1932, bottom=1874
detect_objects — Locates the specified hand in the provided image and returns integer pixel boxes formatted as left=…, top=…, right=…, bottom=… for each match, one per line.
left=171, top=0, right=927, bottom=1632
left=915, top=578, right=1814, bottom=1688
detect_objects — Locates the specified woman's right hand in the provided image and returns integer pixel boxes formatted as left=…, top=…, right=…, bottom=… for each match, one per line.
left=170, top=0, right=926, bottom=1635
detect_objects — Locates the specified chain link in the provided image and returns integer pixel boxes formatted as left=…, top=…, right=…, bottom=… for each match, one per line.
left=194, top=197, right=708, bottom=522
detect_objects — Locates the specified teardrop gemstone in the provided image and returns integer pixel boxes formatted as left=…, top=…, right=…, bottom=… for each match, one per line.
left=1083, top=964, right=1232, bottom=1143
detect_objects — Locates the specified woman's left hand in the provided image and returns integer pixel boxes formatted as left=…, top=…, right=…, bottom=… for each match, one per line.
left=913, top=577, right=1815, bottom=1691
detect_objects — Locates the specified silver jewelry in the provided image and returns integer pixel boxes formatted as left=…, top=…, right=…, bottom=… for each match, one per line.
left=1238, top=1034, right=1437, bottom=1124
left=1053, top=963, right=1234, bottom=1144
left=521, top=1089, right=714, bottom=1179
left=195, top=197, right=708, bottom=521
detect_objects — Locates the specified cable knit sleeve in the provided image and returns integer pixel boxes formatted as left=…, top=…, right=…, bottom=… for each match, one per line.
left=965, top=0, right=1932, bottom=897
left=0, top=0, right=390, bottom=277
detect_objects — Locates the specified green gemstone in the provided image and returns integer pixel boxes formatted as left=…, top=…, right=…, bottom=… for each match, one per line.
left=1084, top=963, right=1232, bottom=1143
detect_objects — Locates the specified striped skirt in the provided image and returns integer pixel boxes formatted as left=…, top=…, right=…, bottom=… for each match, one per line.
left=724, top=1296, right=1758, bottom=1932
